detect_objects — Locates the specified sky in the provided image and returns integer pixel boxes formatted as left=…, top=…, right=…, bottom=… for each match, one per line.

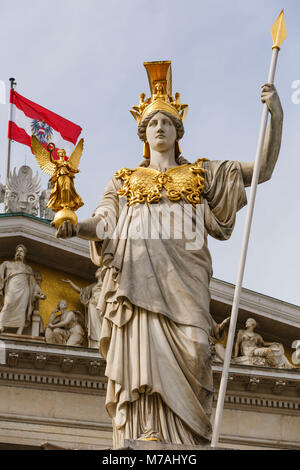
left=0, top=0, right=299, bottom=306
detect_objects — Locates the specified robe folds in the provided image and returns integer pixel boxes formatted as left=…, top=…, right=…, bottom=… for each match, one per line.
left=80, top=283, right=103, bottom=348
left=0, top=261, right=35, bottom=329
left=90, top=160, right=247, bottom=448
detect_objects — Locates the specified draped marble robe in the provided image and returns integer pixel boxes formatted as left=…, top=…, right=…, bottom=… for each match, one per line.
left=80, top=282, right=103, bottom=349
left=0, top=261, right=35, bottom=329
left=89, top=160, right=247, bottom=449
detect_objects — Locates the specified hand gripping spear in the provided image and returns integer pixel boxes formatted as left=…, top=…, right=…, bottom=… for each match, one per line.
left=211, top=10, right=287, bottom=448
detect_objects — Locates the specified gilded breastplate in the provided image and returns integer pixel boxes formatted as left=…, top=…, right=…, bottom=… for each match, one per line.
left=114, top=158, right=208, bottom=206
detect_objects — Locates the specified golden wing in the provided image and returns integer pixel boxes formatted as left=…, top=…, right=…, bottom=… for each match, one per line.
left=68, top=138, right=84, bottom=170
left=31, top=136, right=56, bottom=176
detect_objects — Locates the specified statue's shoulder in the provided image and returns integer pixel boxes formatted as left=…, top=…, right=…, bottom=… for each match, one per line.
left=114, top=159, right=211, bottom=179
left=2, top=260, right=15, bottom=270
left=114, top=166, right=145, bottom=181
left=23, top=264, right=33, bottom=275
left=190, top=157, right=210, bottom=169
left=0, top=260, right=9, bottom=274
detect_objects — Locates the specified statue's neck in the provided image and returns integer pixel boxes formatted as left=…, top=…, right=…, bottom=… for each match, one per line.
left=148, top=147, right=177, bottom=172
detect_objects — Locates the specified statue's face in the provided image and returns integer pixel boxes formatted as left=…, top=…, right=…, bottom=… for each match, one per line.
left=58, top=300, right=67, bottom=310
left=146, top=112, right=177, bottom=153
left=57, top=150, right=66, bottom=161
left=246, top=318, right=256, bottom=330
left=15, top=246, right=26, bottom=262
left=34, top=271, right=42, bottom=283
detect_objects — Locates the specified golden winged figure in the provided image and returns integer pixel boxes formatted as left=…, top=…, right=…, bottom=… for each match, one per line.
left=31, top=135, right=84, bottom=228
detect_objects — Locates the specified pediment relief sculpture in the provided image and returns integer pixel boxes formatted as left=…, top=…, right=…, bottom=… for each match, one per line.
left=213, top=317, right=295, bottom=369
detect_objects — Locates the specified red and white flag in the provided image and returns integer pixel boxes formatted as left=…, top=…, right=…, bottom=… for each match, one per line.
left=8, top=90, right=82, bottom=160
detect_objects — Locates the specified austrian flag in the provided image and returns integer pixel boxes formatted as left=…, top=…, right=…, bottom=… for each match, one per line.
left=8, top=90, right=82, bottom=159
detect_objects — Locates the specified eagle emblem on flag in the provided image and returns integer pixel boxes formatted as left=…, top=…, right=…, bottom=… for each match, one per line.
left=31, top=119, right=53, bottom=143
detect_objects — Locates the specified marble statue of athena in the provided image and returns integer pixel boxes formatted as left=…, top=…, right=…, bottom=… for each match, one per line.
left=56, top=61, right=283, bottom=448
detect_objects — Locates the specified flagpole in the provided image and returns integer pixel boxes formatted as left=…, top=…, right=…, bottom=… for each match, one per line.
left=211, top=10, right=286, bottom=448
left=5, top=77, right=16, bottom=185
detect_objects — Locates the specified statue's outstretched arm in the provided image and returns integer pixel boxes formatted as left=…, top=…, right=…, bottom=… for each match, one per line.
left=212, top=316, right=230, bottom=340
left=61, top=279, right=81, bottom=293
left=240, top=84, right=283, bottom=187
left=55, top=216, right=104, bottom=241
left=56, top=177, right=120, bottom=241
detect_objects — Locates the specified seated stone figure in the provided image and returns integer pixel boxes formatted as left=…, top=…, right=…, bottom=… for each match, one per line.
left=45, top=299, right=86, bottom=347
left=233, top=318, right=293, bottom=369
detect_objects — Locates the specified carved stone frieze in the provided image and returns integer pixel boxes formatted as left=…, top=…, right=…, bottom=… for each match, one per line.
left=273, top=380, right=286, bottom=395
left=247, top=377, right=260, bottom=391
left=0, top=337, right=299, bottom=422
left=88, top=360, right=101, bottom=376
left=7, top=352, right=19, bottom=367
left=61, top=358, right=74, bottom=372
left=34, top=354, right=47, bottom=370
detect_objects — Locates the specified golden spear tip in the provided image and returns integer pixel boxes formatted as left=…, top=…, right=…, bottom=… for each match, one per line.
left=271, top=9, right=287, bottom=50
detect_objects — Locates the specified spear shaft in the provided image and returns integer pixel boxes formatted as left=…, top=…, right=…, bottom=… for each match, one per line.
left=6, top=77, right=16, bottom=185
left=211, top=10, right=286, bottom=448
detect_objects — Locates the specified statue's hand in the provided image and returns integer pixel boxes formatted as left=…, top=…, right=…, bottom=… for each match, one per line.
left=261, top=83, right=283, bottom=117
left=56, top=221, right=78, bottom=239
left=219, top=316, right=231, bottom=332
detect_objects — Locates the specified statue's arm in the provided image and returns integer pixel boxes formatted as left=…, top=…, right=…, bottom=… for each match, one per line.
left=233, top=330, right=243, bottom=357
left=240, top=84, right=283, bottom=187
left=212, top=316, right=230, bottom=340
left=56, top=214, right=106, bottom=240
left=260, top=336, right=275, bottom=347
left=50, top=311, right=73, bottom=329
left=56, top=177, right=120, bottom=241
left=47, top=309, right=59, bottom=327
left=61, top=279, right=81, bottom=293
